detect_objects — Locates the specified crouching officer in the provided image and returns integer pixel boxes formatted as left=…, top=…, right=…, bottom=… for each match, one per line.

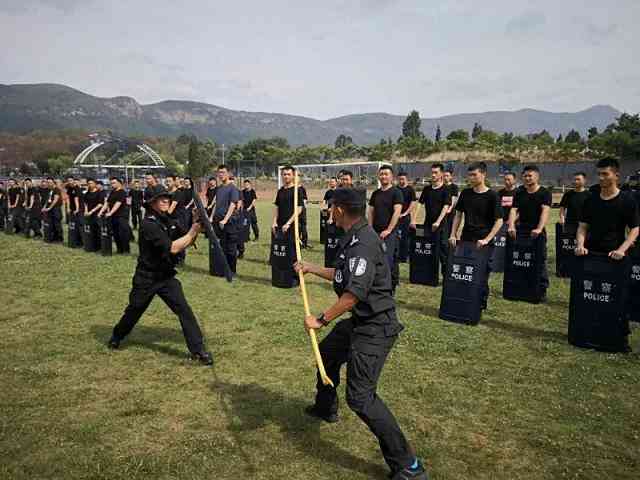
left=108, top=190, right=213, bottom=365
left=294, top=188, right=428, bottom=480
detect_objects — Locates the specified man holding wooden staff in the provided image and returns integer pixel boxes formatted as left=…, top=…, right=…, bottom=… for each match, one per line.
left=295, top=188, right=428, bottom=480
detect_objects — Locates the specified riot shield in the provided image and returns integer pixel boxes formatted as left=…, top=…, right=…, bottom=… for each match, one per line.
left=439, top=241, right=491, bottom=325
left=5, top=211, right=14, bottom=235
left=83, top=215, right=99, bottom=252
left=409, top=225, right=440, bottom=286
left=271, top=228, right=298, bottom=288
left=23, top=210, right=32, bottom=238
left=503, top=230, right=545, bottom=303
left=67, top=213, right=81, bottom=248
left=625, top=245, right=640, bottom=324
left=100, top=217, right=113, bottom=256
left=42, top=211, right=53, bottom=243
left=555, top=222, right=577, bottom=278
left=489, top=224, right=507, bottom=273
left=568, top=254, right=631, bottom=352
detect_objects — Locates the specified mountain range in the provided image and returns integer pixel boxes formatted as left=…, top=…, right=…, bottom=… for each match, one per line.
left=0, top=83, right=622, bottom=146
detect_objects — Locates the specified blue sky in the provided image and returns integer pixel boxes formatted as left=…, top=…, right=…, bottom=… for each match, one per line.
left=1, top=0, right=638, bottom=119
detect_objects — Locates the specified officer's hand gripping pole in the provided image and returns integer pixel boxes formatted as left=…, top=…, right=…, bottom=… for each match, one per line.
left=293, top=172, right=334, bottom=387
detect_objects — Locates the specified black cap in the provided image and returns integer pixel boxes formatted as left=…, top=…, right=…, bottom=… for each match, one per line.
left=330, top=188, right=362, bottom=207
left=147, top=190, right=173, bottom=205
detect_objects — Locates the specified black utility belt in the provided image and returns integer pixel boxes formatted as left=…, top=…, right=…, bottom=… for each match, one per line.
left=135, top=269, right=175, bottom=281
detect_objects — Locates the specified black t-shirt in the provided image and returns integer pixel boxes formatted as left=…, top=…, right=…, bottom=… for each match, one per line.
left=173, top=188, right=188, bottom=210
left=368, top=186, right=403, bottom=233
left=38, top=187, right=49, bottom=207
left=8, top=187, right=22, bottom=207
left=323, top=188, right=336, bottom=206
left=66, top=185, right=80, bottom=210
left=456, top=188, right=503, bottom=241
left=206, top=186, right=217, bottom=206
left=128, top=189, right=143, bottom=208
left=560, top=190, right=591, bottom=225
left=84, top=190, right=103, bottom=212
left=580, top=191, right=640, bottom=253
left=274, top=186, right=305, bottom=226
left=398, top=185, right=417, bottom=214
left=242, top=189, right=257, bottom=209
left=418, top=184, right=451, bottom=225
left=26, top=187, right=40, bottom=209
left=47, top=188, right=63, bottom=209
left=498, top=188, right=516, bottom=221
left=513, top=186, right=552, bottom=229
left=107, top=189, right=129, bottom=218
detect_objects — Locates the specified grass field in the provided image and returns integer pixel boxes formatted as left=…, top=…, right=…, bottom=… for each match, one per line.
left=1, top=202, right=639, bottom=480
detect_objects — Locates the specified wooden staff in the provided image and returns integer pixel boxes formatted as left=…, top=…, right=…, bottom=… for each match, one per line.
left=294, top=172, right=334, bottom=386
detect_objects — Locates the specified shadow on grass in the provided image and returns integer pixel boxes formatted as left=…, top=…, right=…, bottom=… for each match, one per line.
left=211, top=378, right=388, bottom=479
left=91, top=324, right=187, bottom=359
left=396, top=299, right=441, bottom=319
left=481, top=317, right=566, bottom=344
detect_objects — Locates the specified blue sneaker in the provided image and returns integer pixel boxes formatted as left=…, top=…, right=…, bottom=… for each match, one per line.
left=389, top=460, right=428, bottom=480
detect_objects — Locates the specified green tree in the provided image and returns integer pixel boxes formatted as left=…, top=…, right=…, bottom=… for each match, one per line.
left=334, top=134, right=353, bottom=148
left=565, top=129, right=582, bottom=144
left=588, top=127, right=599, bottom=139
left=402, top=110, right=423, bottom=139
left=556, top=134, right=563, bottom=143
left=446, top=129, right=469, bottom=143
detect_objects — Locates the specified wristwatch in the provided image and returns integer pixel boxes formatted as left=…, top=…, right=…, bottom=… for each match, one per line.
left=317, top=313, right=330, bottom=327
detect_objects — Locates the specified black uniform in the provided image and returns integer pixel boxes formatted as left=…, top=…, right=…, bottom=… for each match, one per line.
left=106, top=188, right=132, bottom=254
left=45, top=187, right=64, bottom=242
left=83, top=189, right=103, bottom=249
left=111, top=212, right=207, bottom=354
left=313, top=218, right=415, bottom=474
left=560, top=189, right=591, bottom=227
left=397, top=184, right=416, bottom=263
left=274, top=185, right=305, bottom=282
left=8, top=186, right=24, bottom=233
left=24, top=186, right=42, bottom=237
left=299, top=185, right=309, bottom=248
left=0, top=187, right=6, bottom=230
left=213, top=183, right=241, bottom=274
left=444, top=182, right=459, bottom=231
left=513, top=186, right=552, bottom=293
left=580, top=191, right=640, bottom=253
left=128, top=189, right=143, bottom=230
left=455, top=188, right=503, bottom=307
left=242, top=188, right=259, bottom=240
left=369, top=186, right=404, bottom=289
left=206, top=185, right=217, bottom=218
left=418, top=184, right=452, bottom=276
left=66, top=185, right=81, bottom=224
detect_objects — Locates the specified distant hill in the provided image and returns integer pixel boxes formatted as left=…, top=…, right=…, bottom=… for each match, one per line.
left=0, top=83, right=622, bottom=145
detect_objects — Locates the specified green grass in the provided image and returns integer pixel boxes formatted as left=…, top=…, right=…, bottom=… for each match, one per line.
left=1, top=203, right=639, bottom=480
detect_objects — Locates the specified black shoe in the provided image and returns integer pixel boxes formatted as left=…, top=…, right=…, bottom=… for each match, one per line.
left=191, top=351, right=214, bottom=366
left=389, top=460, right=428, bottom=480
left=304, top=405, right=339, bottom=423
left=108, top=336, right=121, bottom=349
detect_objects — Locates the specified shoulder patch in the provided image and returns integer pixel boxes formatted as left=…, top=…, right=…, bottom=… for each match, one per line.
left=354, top=258, right=367, bottom=276
left=349, top=236, right=359, bottom=247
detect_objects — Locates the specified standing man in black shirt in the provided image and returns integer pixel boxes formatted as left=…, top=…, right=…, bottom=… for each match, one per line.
left=576, top=158, right=639, bottom=258
left=0, top=181, right=6, bottom=230
left=211, top=165, right=241, bottom=274
left=396, top=172, right=417, bottom=263
left=368, top=165, right=403, bottom=290
left=322, top=177, right=338, bottom=224
left=205, top=177, right=217, bottom=218
left=412, top=163, right=451, bottom=277
left=242, top=179, right=259, bottom=241
left=294, top=188, right=428, bottom=480
left=272, top=165, right=304, bottom=282
left=128, top=180, right=144, bottom=230
left=102, top=177, right=132, bottom=254
left=23, top=178, right=42, bottom=238
left=508, top=165, right=552, bottom=298
left=560, top=172, right=590, bottom=228
left=65, top=176, right=81, bottom=225
left=443, top=168, right=459, bottom=232
left=42, top=177, right=63, bottom=242
left=108, top=189, right=213, bottom=366
left=83, top=178, right=104, bottom=250
left=299, top=181, right=310, bottom=249
left=449, top=162, right=504, bottom=309
left=7, top=179, right=24, bottom=234
left=498, top=171, right=518, bottom=223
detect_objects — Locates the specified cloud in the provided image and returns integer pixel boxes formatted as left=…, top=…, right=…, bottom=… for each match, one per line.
left=585, top=22, right=618, bottom=45
left=0, top=0, right=88, bottom=14
left=505, top=10, right=547, bottom=35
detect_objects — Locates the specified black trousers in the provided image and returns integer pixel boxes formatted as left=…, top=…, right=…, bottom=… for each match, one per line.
left=397, top=216, right=411, bottom=263
left=437, top=222, right=450, bottom=279
left=10, top=207, right=24, bottom=233
left=24, top=209, right=42, bottom=237
left=111, top=216, right=131, bottom=253
left=380, top=228, right=400, bottom=289
left=213, top=216, right=239, bottom=274
left=314, top=318, right=413, bottom=473
left=50, top=208, right=63, bottom=242
left=247, top=208, right=259, bottom=239
left=539, top=232, right=549, bottom=292
left=112, top=271, right=205, bottom=354
left=131, top=207, right=142, bottom=230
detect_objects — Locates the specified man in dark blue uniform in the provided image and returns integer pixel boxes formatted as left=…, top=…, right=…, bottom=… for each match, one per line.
left=295, top=188, right=428, bottom=480
left=108, top=190, right=213, bottom=365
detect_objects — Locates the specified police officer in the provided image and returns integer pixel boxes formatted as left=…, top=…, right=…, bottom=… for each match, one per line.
left=128, top=180, right=144, bottom=230
left=294, top=188, right=428, bottom=480
left=101, top=177, right=132, bottom=254
left=210, top=165, right=241, bottom=274
left=0, top=181, right=7, bottom=230
left=42, top=177, right=64, bottom=242
left=242, top=179, right=259, bottom=241
left=7, top=178, right=24, bottom=234
left=108, top=190, right=213, bottom=365
left=23, top=178, right=42, bottom=238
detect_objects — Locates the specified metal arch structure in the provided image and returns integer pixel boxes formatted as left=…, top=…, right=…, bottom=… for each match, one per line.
left=73, top=136, right=166, bottom=170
